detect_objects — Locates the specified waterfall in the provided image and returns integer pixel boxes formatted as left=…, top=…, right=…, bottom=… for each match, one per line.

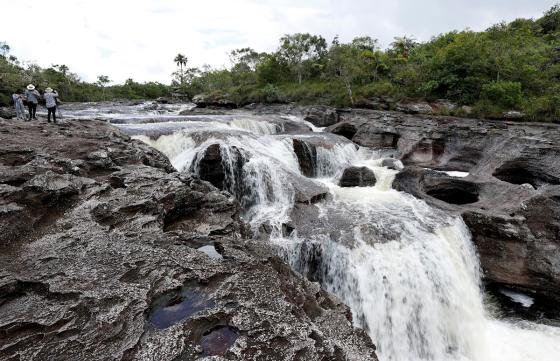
left=128, top=109, right=560, bottom=361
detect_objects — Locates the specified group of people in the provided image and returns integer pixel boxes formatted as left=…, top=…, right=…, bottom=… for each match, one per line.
left=12, top=84, right=60, bottom=123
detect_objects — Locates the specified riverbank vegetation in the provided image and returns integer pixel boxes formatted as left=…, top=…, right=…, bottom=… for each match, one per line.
left=0, top=45, right=170, bottom=105
left=2, top=5, right=560, bottom=121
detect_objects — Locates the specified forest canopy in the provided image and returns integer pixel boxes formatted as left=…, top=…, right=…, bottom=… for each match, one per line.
left=2, top=4, right=560, bottom=122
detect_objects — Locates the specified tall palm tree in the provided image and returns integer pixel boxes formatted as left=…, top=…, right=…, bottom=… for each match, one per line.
left=174, top=54, right=188, bottom=85
left=390, top=36, right=417, bottom=60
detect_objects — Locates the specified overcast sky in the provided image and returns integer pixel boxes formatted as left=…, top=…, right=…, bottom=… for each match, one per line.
left=1, top=0, right=557, bottom=84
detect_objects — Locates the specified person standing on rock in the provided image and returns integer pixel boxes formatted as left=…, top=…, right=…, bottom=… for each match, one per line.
left=11, top=90, right=26, bottom=120
left=43, top=88, right=59, bottom=123
left=24, top=84, right=40, bottom=120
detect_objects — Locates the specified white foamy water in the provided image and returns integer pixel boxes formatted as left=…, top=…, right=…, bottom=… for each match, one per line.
left=119, top=105, right=560, bottom=361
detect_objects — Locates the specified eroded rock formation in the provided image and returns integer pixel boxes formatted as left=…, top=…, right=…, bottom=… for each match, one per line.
left=0, top=120, right=377, bottom=360
left=325, top=109, right=560, bottom=302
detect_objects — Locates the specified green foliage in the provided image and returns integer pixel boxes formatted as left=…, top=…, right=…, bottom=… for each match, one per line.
left=480, top=81, right=523, bottom=108
left=525, top=94, right=560, bottom=122
left=0, top=47, right=171, bottom=105
left=537, top=5, right=560, bottom=34
left=277, top=33, right=328, bottom=84
left=3, top=4, right=560, bottom=122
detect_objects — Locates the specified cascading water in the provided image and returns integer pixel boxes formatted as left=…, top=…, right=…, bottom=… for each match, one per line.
left=79, top=102, right=560, bottom=361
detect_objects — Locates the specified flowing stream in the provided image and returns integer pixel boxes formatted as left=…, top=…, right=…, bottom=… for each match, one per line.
left=64, top=102, right=560, bottom=361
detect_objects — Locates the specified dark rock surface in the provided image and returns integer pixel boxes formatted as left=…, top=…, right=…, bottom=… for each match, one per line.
left=192, top=93, right=237, bottom=109
left=303, top=105, right=339, bottom=127
left=326, top=108, right=560, bottom=301
left=190, top=141, right=329, bottom=207
left=0, top=120, right=378, bottom=360
left=395, top=101, right=433, bottom=115
left=0, top=106, right=16, bottom=119
left=293, top=138, right=317, bottom=177
left=339, top=167, right=377, bottom=188
left=290, top=133, right=355, bottom=178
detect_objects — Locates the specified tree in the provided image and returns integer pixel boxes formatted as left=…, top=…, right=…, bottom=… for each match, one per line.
left=538, top=4, right=560, bottom=34
left=174, top=53, right=188, bottom=85
left=277, top=33, right=328, bottom=84
left=326, top=39, right=376, bottom=105
left=96, top=75, right=111, bottom=100
left=229, top=48, right=262, bottom=71
left=229, top=48, right=264, bottom=86
left=0, top=42, right=9, bottom=57
left=351, top=36, right=379, bottom=51
left=389, top=36, right=417, bottom=60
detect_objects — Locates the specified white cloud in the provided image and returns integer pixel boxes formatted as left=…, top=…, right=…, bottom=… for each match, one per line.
left=1, top=0, right=556, bottom=84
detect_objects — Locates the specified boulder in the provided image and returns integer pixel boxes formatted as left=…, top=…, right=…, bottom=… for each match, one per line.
left=303, top=105, right=339, bottom=127
left=293, top=138, right=317, bottom=177
left=0, top=107, right=16, bottom=119
left=291, top=134, right=357, bottom=178
left=382, top=158, right=404, bottom=170
left=339, top=166, right=377, bottom=187
left=190, top=143, right=246, bottom=199
left=192, top=93, right=237, bottom=109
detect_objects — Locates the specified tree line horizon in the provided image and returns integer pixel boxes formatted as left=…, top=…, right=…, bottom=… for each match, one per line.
left=1, top=4, right=560, bottom=121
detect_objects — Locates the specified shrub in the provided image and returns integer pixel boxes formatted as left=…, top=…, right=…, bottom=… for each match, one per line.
left=480, top=81, right=523, bottom=109
left=355, top=81, right=400, bottom=99
left=524, top=95, right=560, bottom=122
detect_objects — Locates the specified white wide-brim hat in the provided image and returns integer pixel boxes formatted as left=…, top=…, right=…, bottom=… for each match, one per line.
left=45, top=87, right=53, bottom=93
left=27, top=84, right=35, bottom=90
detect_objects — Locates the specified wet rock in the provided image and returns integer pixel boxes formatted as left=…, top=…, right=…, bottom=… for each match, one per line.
left=291, top=133, right=356, bottom=177
left=339, top=167, right=376, bottom=187
left=155, top=97, right=171, bottom=104
left=0, top=119, right=378, bottom=361
left=293, top=138, right=317, bottom=177
left=190, top=143, right=246, bottom=200
left=200, top=326, right=239, bottom=356
left=326, top=108, right=560, bottom=300
left=294, top=176, right=329, bottom=203
left=192, top=144, right=226, bottom=189
left=382, top=158, right=403, bottom=170
left=328, top=122, right=360, bottom=142
left=303, top=105, right=339, bottom=127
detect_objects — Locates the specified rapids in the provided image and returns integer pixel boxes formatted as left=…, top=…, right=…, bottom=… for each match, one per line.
left=64, top=102, right=560, bottom=361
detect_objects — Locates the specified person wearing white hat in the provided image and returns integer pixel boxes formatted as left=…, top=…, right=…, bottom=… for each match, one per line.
left=43, top=87, right=59, bottom=123
left=24, top=84, right=40, bottom=120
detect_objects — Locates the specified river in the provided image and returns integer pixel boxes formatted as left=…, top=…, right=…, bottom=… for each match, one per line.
left=63, top=101, right=560, bottom=361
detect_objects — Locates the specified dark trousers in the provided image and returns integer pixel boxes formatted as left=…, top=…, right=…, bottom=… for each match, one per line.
left=47, top=107, right=57, bottom=123
left=28, top=103, right=37, bottom=119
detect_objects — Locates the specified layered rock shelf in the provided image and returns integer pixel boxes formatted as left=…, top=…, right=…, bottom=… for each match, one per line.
left=324, top=108, right=560, bottom=303
left=0, top=119, right=377, bottom=360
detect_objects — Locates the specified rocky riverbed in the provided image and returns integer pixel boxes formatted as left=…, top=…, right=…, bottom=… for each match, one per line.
left=2, top=101, right=560, bottom=360
left=321, top=108, right=560, bottom=307
left=0, top=119, right=377, bottom=360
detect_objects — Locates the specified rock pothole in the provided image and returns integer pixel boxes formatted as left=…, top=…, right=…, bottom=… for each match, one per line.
left=425, top=180, right=480, bottom=205
left=329, top=123, right=358, bottom=141
left=148, top=284, right=215, bottom=330
left=200, top=326, right=239, bottom=356
left=492, top=161, right=560, bottom=188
